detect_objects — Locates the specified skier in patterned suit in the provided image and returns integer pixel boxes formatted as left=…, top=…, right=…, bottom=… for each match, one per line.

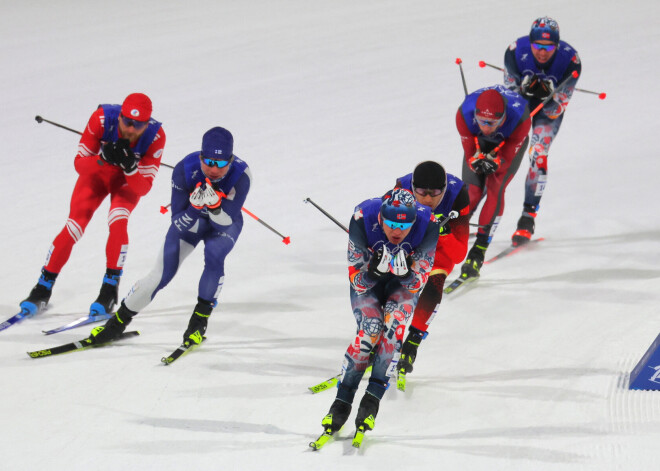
left=504, top=17, right=581, bottom=245
left=20, top=93, right=166, bottom=317
left=319, top=188, right=439, bottom=437
left=89, top=127, right=250, bottom=346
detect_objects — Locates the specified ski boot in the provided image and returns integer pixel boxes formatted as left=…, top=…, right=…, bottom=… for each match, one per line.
left=183, top=297, right=215, bottom=346
left=20, top=268, right=58, bottom=316
left=397, top=326, right=425, bottom=374
left=352, top=393, right=380, bottom=447
left=459, top=244, right=486, bottom=281
left=89, top=269, right=122, bottom=316
left=512, top=213, right=536, bottom=247
left=322, top=398, right=352, bottom=431
left=90, top=303, right=135, bottom=344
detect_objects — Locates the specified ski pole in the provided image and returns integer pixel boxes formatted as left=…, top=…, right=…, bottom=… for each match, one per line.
left=574, top=88, right=607, bottom=100
left=455, top=58, right=469, bottom=96
left=161, top=200, right=290, bottom=245
left=35, top=115, right=175, bottom=169
left=478, top=62, right=606, bottom=99
left=304, top=198, right=349, bottom=233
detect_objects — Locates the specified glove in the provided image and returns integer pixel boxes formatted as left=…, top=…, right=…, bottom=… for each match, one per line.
left=102, top=139, right=139, bottom=173
left=189, top=182, right=205, bottom=209
left=470, top=152, right=501, bottom=175
left=100, top=139, right=125, bottom=165
left=390, top=250, right=412, bottom=278
left=201, top=178, right=223, bottom=209
left=368, top=246, right=392, bottom=279
left=521, top=74, right=554, bottom=101
left=435, top=213, right=451, bottom=236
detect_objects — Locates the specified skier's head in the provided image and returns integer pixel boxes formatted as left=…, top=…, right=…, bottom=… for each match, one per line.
left=200, top=127, right=234, bottom=181
left=529, top=17, right=559, bottom=64
left=119, top=93, right=152, bottom=142
left=475, top=89, right=505, bottom=135
left=379, top=188, right=417, bottom=244
left=530, top=17, right=560, bottom=44
left=411, top=161, right=447, bottom=209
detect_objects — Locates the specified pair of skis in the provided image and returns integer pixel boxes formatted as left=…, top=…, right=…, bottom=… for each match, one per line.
left=27, top=330, right=203, bottom=364
left=309, top=423, right=371, bottom=450
left=0, top=309, right=111, bottom=335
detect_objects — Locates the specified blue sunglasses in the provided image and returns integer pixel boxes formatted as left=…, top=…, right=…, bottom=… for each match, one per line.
left=382, top=218, right=413, bottom=231
left=531, top=42, right=557, bottom=52
left=119, top=114, right=149, bottom=130
left=201, top=155, right=232, bottom=168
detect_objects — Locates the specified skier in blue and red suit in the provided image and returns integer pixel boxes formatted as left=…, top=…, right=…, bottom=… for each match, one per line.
left=504, top=16, right=581, bottom=246
left=89, top=127, right=251, bottom=347
left=318, top=188, right=439, bottom=438
left=456, top=84, right=531, bottom=280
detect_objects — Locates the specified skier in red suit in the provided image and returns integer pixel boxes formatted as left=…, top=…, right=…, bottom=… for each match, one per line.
left=20, top=93, right=166, bottom=318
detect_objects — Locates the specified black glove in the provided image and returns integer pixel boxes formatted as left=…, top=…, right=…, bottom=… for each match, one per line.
left=102, top=139, right=138, bottom=173
left=472, top=154, right=500, bottom=175
left=367, top=246, right=392, bottom=279
left=521, top=74, right=554, bottom=101
left=435, top=213, right=452, bottom=236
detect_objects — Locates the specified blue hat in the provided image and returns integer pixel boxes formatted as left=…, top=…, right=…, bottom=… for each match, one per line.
left=530, top=17, right=559, bottom=44
left=202, top=127, right=233, bottom=161
left=380, top=188, right=417, bottom=224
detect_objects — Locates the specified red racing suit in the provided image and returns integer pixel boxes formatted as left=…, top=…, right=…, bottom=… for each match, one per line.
left=44, top=106, right=166, bottom=273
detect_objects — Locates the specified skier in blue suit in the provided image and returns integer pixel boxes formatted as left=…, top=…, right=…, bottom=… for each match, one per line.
left=90, top=127, right=251, bottom=345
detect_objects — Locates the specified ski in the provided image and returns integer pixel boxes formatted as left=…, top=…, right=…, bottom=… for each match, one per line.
left=485, top=237, right=545, bottom=264
left=308, top=365, right=373, bottom=394
left=308, top=428, right=337, bottom=450
left=397, top=369, right=407, bottom=391
left=443, top=274, right=478, bottom=295
left=161, top=337, right=206, bottom=365
left=352, top=426, right=368, bottom=448
left=0, top=308, right=32, bottom=333
left=42, top=313, right=112, bottom=335
left=27, top=331, right=140, bottom=358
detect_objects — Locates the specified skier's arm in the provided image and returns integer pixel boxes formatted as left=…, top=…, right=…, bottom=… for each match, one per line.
left=400, top=218, right=441, bottom=293
left=123, top=128, right=166, bottom=196
left=347, top=213, right=378, bottom=295
left=170, top=162, right=203, bottom=233
left=208, top=169, right=251, bottom=230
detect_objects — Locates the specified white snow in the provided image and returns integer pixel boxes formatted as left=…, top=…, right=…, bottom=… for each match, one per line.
left=1, top=1, right=659, bottom=470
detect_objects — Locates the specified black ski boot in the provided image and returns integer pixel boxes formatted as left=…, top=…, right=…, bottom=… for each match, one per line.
left=355, top=393, right=380, bottom=431
left=322, top=399, right=352, bottom=431
left=20, top=268, right=58, bottom=316
left=397, top=326, right=425, bottom=374
left=89, top=303, right=135, bottom=344
left=460, top=244, right=487, bottom=281
left=90, top=269, right=122, bottom=316
left=183, top=297, right=215, bottom=345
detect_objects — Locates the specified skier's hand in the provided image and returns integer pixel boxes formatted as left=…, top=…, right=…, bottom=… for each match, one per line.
left=471, top=151, right=501, bottom=175
left=103, top=139, right=139, bottom=173
left=522, top=74, right=554, bottom=100
left=368, top=246, right=392, bottom=279
left=201, top=178, right=222, bottom=209
left=435, top=213, right=451, bottom=236
left=189, top=182, right=205, bottom=209
left=390, top=250, right=412, bottom=278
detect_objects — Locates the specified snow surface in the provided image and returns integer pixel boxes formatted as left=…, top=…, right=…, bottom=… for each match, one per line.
left=1, top=1, right=659, bottom=470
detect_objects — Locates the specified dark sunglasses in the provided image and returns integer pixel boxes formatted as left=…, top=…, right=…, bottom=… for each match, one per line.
left=413, top=187, right=445, bottom=197
left=531, top=42, right=557, bottom=52
left=120, top=114, right=149, bottom=130
left=382, top=218, right=413, bottom=231
left=201, top=154, right=232, bottom=168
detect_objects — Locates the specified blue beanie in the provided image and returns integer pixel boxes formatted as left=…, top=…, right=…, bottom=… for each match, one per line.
left=202, top=127, right=233, bottom=161
left=380, top=189, right=417, bottom=224
left=530, top=17, right=560, bottom=44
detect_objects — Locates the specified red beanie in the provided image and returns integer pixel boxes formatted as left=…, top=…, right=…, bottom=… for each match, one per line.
left=475, top=89, right=505, bottom=120
left=121, top=93, right=152, bottom=122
